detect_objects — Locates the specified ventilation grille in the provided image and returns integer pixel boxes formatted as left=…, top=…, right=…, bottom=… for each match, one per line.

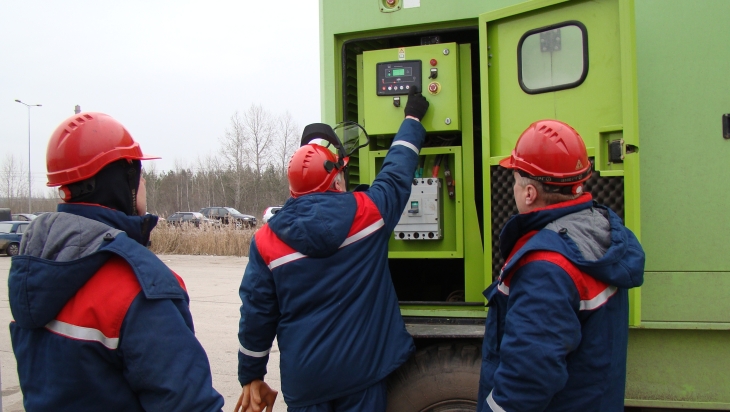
left=489, top=162, right=624, bottom=279
left=343, top=40, right=390, bottom=187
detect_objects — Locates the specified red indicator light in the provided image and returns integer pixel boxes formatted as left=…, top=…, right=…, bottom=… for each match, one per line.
left=430, top=59, right=437, bottom=66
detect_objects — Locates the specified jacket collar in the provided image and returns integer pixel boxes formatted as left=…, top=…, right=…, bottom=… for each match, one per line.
left=499, top=193, right=594, bottom=259
left=57, top=203, right=158, bottom=246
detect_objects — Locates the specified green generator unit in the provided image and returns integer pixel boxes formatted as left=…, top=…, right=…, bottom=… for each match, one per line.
left=320, top=0, right=730, bottom=410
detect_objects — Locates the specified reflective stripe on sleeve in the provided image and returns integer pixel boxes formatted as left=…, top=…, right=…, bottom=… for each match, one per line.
left=340, top=219, right=384, bottom=248
left=45, top=320, right=119, bottom=350
left=268, top=252, right=306, bottom=270
left=497, top=282, right=510, bottom=296
left=579, top=286, right=618, bottom=311
left=391, top=140, right=419, bottom=155
left=487, top=390, right=507, bottom=412
left=239, top=344, right=271, bottom=358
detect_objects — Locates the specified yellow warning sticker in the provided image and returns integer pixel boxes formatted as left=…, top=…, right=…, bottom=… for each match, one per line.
left=398, top=47, right=405, bottom=61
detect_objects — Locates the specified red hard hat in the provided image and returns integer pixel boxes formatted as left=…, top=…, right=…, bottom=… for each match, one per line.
left=46, top=112, right=160, bottom=187
left=499, top=120, right=591, bottom=190
left=288, top=144, right=349, bottom=198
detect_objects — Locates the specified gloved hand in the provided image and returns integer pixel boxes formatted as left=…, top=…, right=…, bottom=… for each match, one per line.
left=404, top=86, right=429, bottom=121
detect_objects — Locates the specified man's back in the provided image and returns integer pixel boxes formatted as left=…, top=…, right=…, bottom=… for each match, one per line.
left=9, top=208, right=224, bottom=411
left=238, top=118, right=428, bottom=408
left=479, top=197, right=645, bottom=411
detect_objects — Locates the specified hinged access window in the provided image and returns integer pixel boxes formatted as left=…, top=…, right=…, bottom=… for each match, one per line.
left=518, top=21, right=588, bottom=94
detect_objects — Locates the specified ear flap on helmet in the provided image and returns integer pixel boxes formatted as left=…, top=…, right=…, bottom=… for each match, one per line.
left=300, top=123, right=346, bottom=170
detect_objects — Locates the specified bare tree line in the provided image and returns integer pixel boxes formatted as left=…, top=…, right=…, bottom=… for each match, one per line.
left=0, top=154, right=59, bottom=213
left=145, top=105, right=299, bottom=219
left=0, top=105, right=300, bottom=219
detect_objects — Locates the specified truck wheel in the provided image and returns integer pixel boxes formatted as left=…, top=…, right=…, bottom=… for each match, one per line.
left=7, top=242, right=20, bottom=257
left=387, top=342, right=481, bottom=412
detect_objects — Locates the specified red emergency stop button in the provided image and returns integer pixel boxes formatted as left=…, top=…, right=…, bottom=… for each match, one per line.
left=430, top=59, right=437, bottom=66
left=428, top=82, right=440, bottom=93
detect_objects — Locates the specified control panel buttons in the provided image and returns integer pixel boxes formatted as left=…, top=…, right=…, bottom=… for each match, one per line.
left=428, top=81, right=441, bottom=94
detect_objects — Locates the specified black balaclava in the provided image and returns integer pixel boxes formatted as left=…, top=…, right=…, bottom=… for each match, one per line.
left=64, top=159, right=142, bottom=216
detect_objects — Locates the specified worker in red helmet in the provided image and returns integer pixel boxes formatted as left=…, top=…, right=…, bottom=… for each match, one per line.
left=8, top=112, right=224, bottom=411
left=477, top=120, right=645, bottom=412
left=235, top=87, right=430, bottom=412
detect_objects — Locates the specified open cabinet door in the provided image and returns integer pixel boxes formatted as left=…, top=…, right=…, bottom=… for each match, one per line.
left=478, top=0, right=641, bottom=324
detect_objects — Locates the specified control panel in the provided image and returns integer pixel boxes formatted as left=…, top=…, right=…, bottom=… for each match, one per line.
left=376, top=60, right=422, bottom=96
left=363, top=43, right=461, bottom=135
left=394, top=178, right=442, bottom=240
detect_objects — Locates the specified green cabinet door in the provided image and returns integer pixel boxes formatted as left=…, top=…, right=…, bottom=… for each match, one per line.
left=478, top=0, right=641, bottom=325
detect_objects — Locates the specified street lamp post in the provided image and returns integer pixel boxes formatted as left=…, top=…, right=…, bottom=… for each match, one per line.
left=14, top=100, right=42, bottom=214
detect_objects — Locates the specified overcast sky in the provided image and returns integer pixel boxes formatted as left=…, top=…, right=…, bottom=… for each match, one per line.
left=0, top=1, right=320, bottom=196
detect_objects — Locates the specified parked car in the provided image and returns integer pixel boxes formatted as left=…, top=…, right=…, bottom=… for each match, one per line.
left=262, top=206, right=283, bottom=224
left=199, top=207, right=257, bottom=229
left=11, top=213, right=36, bottom=221
left=166, top=212, right=220, bottom=228
left=0, top=221, right=30, bottom=256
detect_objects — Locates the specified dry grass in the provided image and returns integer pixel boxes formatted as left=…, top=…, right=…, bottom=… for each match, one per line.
left=150, top=222, right=255, bottom=256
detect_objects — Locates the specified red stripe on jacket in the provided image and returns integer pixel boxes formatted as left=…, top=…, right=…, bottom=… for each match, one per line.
left=502, top=250, right=611, bottom=303
left=52, top=256, right=186, bottom=341
left=347, top=192, right=384, bottom=237
left=255, top=225, right=298, bottom=267
left=256, top=193, right=384, bottom=267
left=54, top=256, right=142, bottom=340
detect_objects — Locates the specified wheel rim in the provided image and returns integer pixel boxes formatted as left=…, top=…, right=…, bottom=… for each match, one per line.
left=420, top=400, right=477, bottom=412
left=8, top=243, right=19, bottom=256
left=235, top=220, right=242, bottom=229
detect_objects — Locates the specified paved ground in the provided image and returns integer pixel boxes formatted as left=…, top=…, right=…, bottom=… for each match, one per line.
left=0, top=254, right=288, bottom=412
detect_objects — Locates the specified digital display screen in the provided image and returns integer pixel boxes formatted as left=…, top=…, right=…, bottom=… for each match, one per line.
left=376, top=60, right=422, bottom=96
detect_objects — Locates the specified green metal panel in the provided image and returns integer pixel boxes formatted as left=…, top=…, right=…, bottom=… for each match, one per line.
left=401, top=307, right=487, bottom=319
left=479, top=0, right=643, bottom=326
left=625, top=329, right=730, bottom=408
left=319, top=0, right=530, bottom=127
left=362, top=44, right=461, bottom=134
left=641, top=272, right=730, bottom=324
left=635, top=0, right=730, bottom=272
left=483, top=0, right=624, bottom=165
left=367, top=147, right=463, bottom=257
left=458, top=44, right=487, bottom=303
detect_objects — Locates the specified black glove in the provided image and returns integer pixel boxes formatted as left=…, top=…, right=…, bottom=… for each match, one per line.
left=404, top=86, right=429, bottom=121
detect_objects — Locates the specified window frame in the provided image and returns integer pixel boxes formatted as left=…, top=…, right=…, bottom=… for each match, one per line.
left=517, top=20, right=589, bottom=95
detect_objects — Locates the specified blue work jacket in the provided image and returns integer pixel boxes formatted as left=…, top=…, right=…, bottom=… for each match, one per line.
left=238, top=119, right=425, bottom=407
left=9, top=203, right=223, bottom=412
left=478, top=194, right=645, bottom=412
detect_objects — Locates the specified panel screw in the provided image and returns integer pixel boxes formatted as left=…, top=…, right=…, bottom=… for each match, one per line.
left=443, top=49, right=450, bottom=55
left=445, top=118, right=452, bottom=125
